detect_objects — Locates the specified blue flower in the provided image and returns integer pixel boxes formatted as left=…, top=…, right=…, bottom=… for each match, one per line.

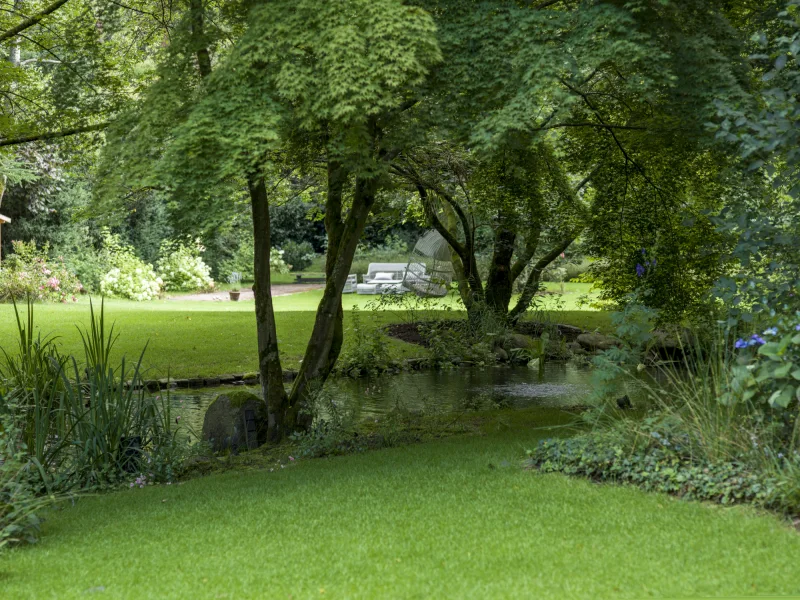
left=795, top=324, right=800, bottom=331
left=635, top=263, right=646, bottom=277
left=750, top=334, right=766, bottom=346
left=763, top=327, right=779, bottom=336
left=735, top=338, right=748, bottom=349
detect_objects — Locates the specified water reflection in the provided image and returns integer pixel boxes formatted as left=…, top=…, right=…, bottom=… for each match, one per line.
left=167, top=362, right=653, bottom=438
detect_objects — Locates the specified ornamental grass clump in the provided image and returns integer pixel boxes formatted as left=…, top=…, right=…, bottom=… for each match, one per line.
left=0, top=417, right=56, bottom=550
left=0, top=300, right=191, bottom=498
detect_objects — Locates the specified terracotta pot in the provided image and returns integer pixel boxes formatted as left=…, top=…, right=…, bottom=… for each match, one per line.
left=229, top=291, right=241, bottom=301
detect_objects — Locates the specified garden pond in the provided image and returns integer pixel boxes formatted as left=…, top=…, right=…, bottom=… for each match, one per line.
left=168, top=362, right=656, bottom=437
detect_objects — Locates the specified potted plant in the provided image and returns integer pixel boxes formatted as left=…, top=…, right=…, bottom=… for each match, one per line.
left=228, top=272, right=242, bottom=301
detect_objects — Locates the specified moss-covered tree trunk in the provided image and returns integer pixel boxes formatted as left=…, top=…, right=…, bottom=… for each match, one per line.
left=249, top=176, right=291, bottom=442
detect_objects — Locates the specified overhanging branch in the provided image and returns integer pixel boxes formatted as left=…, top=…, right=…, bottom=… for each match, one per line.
left=0, top=122, right=109, bottom=147
left=0, top=0, right=71, bottom=44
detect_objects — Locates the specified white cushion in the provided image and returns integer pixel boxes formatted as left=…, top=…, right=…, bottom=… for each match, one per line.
left=372, top=272, right=394, bottom=281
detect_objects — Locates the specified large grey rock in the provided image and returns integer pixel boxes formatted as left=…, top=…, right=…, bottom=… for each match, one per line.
left=201, top=391, right=268, bottom=453
left=576, top=332, right=621, bottom=351
left=503, top=333, right=535, bottom=350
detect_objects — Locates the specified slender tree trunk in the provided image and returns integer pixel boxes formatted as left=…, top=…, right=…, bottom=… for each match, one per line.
left=249, top=176, right=290, bottom=442
left=508, top=237, right=576, bottom=322
left=288, top=175, right=378, bottom=417
left=318, top=161, right=348, bottom=383
left=7, top=0, right=21, bottom=67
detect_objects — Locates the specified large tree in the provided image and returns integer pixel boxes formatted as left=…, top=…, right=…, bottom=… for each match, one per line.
left=100, top=0, right=441, bottom=440
left=393, top=0, right=754, bottom=323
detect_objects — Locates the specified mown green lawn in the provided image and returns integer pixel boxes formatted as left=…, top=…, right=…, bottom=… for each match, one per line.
left=0, top=286, right=610, bottom=379
left=1, top=410, right=798, bottom=599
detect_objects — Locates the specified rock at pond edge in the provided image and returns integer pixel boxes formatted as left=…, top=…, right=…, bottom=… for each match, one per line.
left=201, top=390, right=267, bottom=453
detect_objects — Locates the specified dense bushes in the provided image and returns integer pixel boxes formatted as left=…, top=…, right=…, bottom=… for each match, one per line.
left=0, top=241, right=82, bottom=302
left=532, top=304, right=800, bottom=516
left=218, top=230, right=291, bottom=281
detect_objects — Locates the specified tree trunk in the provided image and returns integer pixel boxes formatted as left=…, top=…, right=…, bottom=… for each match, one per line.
left=249, top=176, right=290, bottom=442
left=484, top=210, right=517, bottom=316
left=508, top=237, right=576, bottom=322
left=288, top=175, right=378, bottom=416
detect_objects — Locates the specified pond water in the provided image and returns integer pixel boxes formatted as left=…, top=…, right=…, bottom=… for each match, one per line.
left=168, top=362, right=653, bottom=437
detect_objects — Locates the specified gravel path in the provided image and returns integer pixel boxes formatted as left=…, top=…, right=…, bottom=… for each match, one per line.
left=169, top=283, right=323, bottom=302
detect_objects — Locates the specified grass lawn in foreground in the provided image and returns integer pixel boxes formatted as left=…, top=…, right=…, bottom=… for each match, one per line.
left=1, top=410, right=798, bottom=599
left=0, top=288, right=611, bottom=379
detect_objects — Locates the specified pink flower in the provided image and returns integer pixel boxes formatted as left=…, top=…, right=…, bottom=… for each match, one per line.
left=47, top=277, right=60, bottom=290
left=289, top=456, right=295, bottom=461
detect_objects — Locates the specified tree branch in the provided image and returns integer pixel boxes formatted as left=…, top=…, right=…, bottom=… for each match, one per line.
left=0, top=122, right=109, bottom=147
left=0, top=0, right=70, bottom=44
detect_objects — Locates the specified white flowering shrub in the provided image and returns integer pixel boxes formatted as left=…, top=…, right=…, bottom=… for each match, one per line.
left=99, top=233, right=162, bottom=301
left=156, top=239, right=214, bottom=292
left=271, top=248, right=291, bottom=274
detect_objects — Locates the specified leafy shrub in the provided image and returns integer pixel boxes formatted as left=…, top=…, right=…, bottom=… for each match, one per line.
left=99, top=232, right=162, bottom=301
left=219, top=231, right=291, bottom=281
left=157, top=239, right=214, bottom=291
left=725, top=319, right=800, bottom=411
left=0, top=417, right=55, bottom=550
left=527, top=431, right=795, bottom=512
left=66, top=246, right=107, bottom=293
left=280, top=240, right=316, bottom=272
left=339, top=307, right=391, bottom=376
left=0, top=240, right=82, bottom=303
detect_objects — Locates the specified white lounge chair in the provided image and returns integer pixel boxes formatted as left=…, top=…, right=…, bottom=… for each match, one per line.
left=342, top=273, right=358, bottom=294
left=356, top=263, right=409, bottom=295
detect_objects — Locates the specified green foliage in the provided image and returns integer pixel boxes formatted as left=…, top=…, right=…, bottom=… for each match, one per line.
left=156, top=239, right=214, bottom=292
left=527, top=432, right=790, bottom=511
left=218, top=229, right=290, bottom=281
left=279, top=240, right=315, bottom=273
left=0, top=416, right=55, bottom=550
left=712, top=2, right=800, bottom=324
left=0, top=301, right=189, bottom=492
left=0, top=240, right=83, bottom=303
left=99, top=232, right=162, bottom=301
left=726, top=319, right=800, bottom=413
left=338, top=307, right=391, bottom=376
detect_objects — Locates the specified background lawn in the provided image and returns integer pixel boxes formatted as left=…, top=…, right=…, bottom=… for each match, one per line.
left=1, top=411, right=798, bottom=599
left=0, top=286, right=609, bottom=379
